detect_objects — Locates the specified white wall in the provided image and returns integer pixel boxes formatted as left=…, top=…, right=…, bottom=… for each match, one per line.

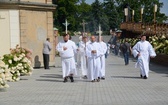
left=0, top=10, right=11, bottom=56
left=0, top=9, right=20, bottom=56
left=9, top=10, right=20, bottom=48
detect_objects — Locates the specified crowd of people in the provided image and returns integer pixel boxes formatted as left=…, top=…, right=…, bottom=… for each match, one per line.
left=56, top=34, right=107, bottom=83
left=43, top=30, right=156, bottom=83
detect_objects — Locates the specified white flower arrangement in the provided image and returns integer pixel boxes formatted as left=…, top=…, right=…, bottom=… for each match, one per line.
left=0, top=59, right=10, bottom=88
left=2, top=45, right=33, bottom=82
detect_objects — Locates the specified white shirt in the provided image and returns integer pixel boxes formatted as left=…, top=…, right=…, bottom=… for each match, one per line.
left=56, top=40, right=77, bottom=58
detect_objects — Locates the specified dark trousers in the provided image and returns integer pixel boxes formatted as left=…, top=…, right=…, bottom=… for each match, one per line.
left=123, top=52, right=129, bottom=65
left=114, top=46, right=119, bottom=56
left=43, top=54, right=50, bottom=69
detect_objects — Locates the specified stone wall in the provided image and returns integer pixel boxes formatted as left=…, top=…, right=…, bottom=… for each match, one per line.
left=0, top=0, right=56, bottom=68
left=0, top=10, right=11, bottom=56
left=20, top=10, right=55, bottom=67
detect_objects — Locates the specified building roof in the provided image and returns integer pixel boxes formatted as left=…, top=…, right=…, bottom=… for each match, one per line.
left=0, top=0, right=57, bottom=11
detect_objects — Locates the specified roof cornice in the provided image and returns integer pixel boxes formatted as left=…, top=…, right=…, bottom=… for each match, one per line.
left=0, top=1, right=57, bottom=11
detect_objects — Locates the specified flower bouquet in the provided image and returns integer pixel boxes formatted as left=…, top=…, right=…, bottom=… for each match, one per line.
left=2, top=45, right=33, bottom=81
left=0, top=58, right=11, bottom=88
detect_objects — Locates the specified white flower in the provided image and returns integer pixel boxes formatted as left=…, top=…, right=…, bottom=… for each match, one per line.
left=14, top=56, right=18, bottom=61
left=13, top=76, right=16, bottom=80
left=8, top=60, right=12, bottom=64
left=28, top=72, right=32, bottom=76
left=30, top=67, right=33, bottom=70
left=0, top=60, right=5, bottom=67
left=0, top=69, right=5, bottom=73
left=11, top=70, right=15, bottom=74
left=0, top=85, right=4, bottom=88
left=15, top=77, right=20, bottom=81
left=0, top=56, right=4, bottom=60
left=18, top=63, right=22, bottom=66
left=5, top=73, right=10, bottom=77
left=5, top=69, right=10, bottom=73
left=5, top=65, right=9, bottom=69
left=22, top=53, right=25, bottom=57
left=22, top=58, right=26, bottom=62
left=0, top=73, right=5, bottom=79
left=4, top=84, right=9, bottom=88
left=0, top=78, right=3, bottom=82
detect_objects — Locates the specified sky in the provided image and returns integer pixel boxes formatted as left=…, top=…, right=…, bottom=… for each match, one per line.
left=85, top=0, right=168, bottom=16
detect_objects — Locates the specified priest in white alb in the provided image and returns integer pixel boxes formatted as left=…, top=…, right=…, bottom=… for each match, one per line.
left=86, top=35, right=101, bottom=82
left=132, top=35, right=156, bottom=79
left=78, top=36, right=89, bottom=79
left=98, top=36, right=107, bottom=80
left=56, top=34, right=77, bottom=82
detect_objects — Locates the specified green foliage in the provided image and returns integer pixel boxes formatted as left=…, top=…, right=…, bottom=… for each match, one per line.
left=53, top=0, right=167, bottom=34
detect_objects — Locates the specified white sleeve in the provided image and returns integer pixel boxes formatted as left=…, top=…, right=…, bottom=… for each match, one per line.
left=103, top=43, right=108, bottom=55
left=132, top=43, right=139, bottom=58
left=72, top=42, right=77, bottom=54
left=56, top=42, right=63, bottom=53
left=86, top=45, right=92, bottom=58
left=95, top=43, right=102, bottom=57
left=148, top=43, right=156, bottom=57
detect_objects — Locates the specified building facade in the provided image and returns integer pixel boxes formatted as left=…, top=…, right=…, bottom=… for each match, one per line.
left=0, top=0, right=56, bottom=67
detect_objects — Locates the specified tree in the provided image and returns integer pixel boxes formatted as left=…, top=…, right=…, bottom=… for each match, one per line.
left=53, top=0, right=79, bottom=33
left=76, top=0, right=92, bottom=32
left=52, top=0, right=167, bottom=34
left=91, top=0, right=109, bottom=34
left=103, top=0, right=120, bottom=30
left=115, top=0, right=167, bottom=23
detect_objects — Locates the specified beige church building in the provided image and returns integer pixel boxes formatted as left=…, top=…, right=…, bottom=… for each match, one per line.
left=0, top=0, right=56, bottom=67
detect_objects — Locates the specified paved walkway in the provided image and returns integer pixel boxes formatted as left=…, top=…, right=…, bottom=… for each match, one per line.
left=0, top=55, right=168, bottom=105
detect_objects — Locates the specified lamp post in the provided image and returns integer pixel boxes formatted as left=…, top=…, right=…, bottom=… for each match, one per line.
left=140, top=8, right=144, bottom=22
left=154, top=4, right=157, bottom=23
left=124, top=8, right=128, bottom=22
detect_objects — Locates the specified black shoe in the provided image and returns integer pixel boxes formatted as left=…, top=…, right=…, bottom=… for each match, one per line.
left=97, top=77, right=100, bottom=82
left=70, top=76, right=74, bottom=82
left=83, top=75, right=87, bottom=79
left=91, top=80, right=95, bottom=82
left=143, top=75, right=147, bottom=79
left=63, top=78, right=68, bottom=83
left=101, top=77, right=105, bottom=80
left=140, top=74, right=143, bottom=78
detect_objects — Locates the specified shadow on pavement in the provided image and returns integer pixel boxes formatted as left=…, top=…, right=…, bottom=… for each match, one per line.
left=111, top=76, right=142, bottom=79
left=149, top=63, right=168, bottom=75
left=36, top=79, right=63, bottom=82
left=20, top=78, right=29, bottom=80
left=40, top=74, right=62, bottom=79
left=36, top=74, right=63, bottom=82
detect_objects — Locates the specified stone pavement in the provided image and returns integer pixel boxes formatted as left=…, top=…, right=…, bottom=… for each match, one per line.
left=0, top=55, right=168, bottom=105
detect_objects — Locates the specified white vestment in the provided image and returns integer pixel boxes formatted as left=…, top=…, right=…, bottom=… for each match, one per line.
left=78, top=41, right=89, bottom=76
left=99, top=41, right=107, bottom=77
left=56, top=40, right=77, bottom=78
left=132, top=41, right=156, bottom=77
left=86, top=42, right=101, bottom=81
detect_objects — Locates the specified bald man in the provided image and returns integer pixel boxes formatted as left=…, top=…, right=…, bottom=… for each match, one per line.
left=86, top=35, right=101, bottom=82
